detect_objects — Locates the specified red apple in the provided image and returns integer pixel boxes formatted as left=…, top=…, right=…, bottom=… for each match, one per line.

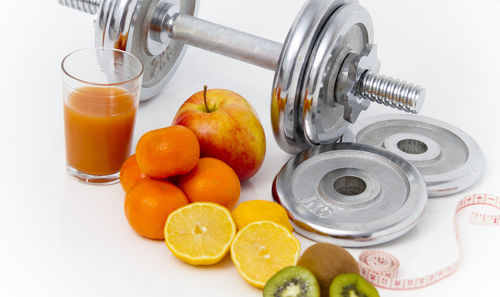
left=173, top=87, right=266, bottom=181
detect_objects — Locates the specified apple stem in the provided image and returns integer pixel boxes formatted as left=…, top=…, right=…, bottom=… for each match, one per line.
left=203, top=85, right=211, bottom=113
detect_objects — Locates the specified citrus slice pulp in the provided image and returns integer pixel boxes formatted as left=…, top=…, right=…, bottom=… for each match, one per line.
left=230, top=221, right=300, bottom=288
left=164, top=202, right=236, bottom=265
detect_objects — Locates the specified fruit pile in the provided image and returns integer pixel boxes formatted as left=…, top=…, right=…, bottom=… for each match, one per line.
left=121, top=124, right=241, bottom=239
left=117, top=87, right=379, bottom=296
left=120, top=87, right=267, bottom=240
left=121, top=142, right=302, bottom=287
left=118, top=88, right=300, bottom=287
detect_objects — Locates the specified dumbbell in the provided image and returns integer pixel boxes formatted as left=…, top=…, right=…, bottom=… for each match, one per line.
left=59, top=0, right=425, bottom=154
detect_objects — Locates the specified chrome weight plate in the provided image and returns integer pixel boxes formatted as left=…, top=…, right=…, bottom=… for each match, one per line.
left=271, top=0, right=351, bottom=154
left=95, top=0, right=198, bottom=100
left=300, top=3, right=373, bottom=147
left=272, top=143, right=427, bottom=247
left=345, top=114, right=484, bottom=197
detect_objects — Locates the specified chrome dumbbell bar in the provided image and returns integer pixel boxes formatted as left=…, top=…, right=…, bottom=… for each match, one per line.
left=59, top=0, right=425, bottom=153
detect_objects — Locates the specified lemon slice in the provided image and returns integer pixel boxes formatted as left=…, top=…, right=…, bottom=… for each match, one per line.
left=230, top=221, right=300, bottom=288
left=164, top=202, right=236, bottom=265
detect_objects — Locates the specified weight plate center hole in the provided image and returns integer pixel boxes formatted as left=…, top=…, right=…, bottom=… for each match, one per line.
left=333, top=176, right=367, bottom=196
left=397, top=139, right=428, bottom=155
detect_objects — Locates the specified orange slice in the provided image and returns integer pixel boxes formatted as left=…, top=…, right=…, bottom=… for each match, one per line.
left=230, top=221, right=300, bottom=288
left=164, top=202, right=236, bottom=265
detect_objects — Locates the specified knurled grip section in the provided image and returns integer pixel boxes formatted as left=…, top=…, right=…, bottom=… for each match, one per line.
left=58, top=0, right=100, bottom=15
left=169, top=14, right=282, bottom=71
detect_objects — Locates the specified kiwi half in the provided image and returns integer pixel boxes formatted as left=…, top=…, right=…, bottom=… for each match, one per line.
left=297, top=243, right=359, bottom=297
left=263, top=266, right=320, bottom=297
left=329, top=273, right=379, bottom=297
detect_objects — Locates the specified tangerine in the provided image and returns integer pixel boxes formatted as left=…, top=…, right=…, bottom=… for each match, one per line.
left=124, top=179, right=189, bottom=240
left=136, top=125, right=200, bottom=179
left=177, top=157, right=240, bottom=210
left=119, top=155, right=148, bottom=192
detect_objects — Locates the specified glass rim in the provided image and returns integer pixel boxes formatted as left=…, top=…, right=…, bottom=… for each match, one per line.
left=61, top=47, right=144, bottom=87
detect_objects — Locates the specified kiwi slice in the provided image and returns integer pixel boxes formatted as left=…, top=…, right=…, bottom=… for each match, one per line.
left=329, top=273, right=379, bottom=297
left=263, top=266, right=320, bottom=297
left=297, top=243, right=359, bottom=297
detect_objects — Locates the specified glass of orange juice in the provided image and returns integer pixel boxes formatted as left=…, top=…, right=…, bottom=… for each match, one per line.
left=62, top=48, right=143, bottom=184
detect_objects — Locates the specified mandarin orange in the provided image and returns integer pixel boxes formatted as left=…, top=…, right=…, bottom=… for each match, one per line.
left=177, top=157, right=240, bottom=210
left=119, top=155, right=148, bottom=192
left=124, top=179, right=189, bottom=240
left=135, top=125, right=200, bottom=179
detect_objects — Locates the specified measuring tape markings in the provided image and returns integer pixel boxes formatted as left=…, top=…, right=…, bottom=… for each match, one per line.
left=358, top=193, right=500, bottom=290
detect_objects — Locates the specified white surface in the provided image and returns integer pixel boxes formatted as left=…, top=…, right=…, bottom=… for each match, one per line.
left=1, top=0, right=499, bottom=296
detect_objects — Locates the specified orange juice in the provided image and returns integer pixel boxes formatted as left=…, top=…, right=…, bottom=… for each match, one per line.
left=64, top=86, right=137, bottom=176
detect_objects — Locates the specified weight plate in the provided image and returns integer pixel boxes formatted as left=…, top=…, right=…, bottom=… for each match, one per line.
left=273, top=143, right=427, bottom=247
left=95, top=0, right=198, bottom=100
left=344, top=114, right=485, bottom=197
left=300, top=3, right=373, bottom=147
left=271, top=0, right=352, bottom=154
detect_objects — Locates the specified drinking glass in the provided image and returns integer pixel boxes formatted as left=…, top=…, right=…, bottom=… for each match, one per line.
left=62, top=48, right=143, bottom=184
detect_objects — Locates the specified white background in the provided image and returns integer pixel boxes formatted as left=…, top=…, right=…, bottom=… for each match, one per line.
left=1, top=0, right=499, bottom=296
